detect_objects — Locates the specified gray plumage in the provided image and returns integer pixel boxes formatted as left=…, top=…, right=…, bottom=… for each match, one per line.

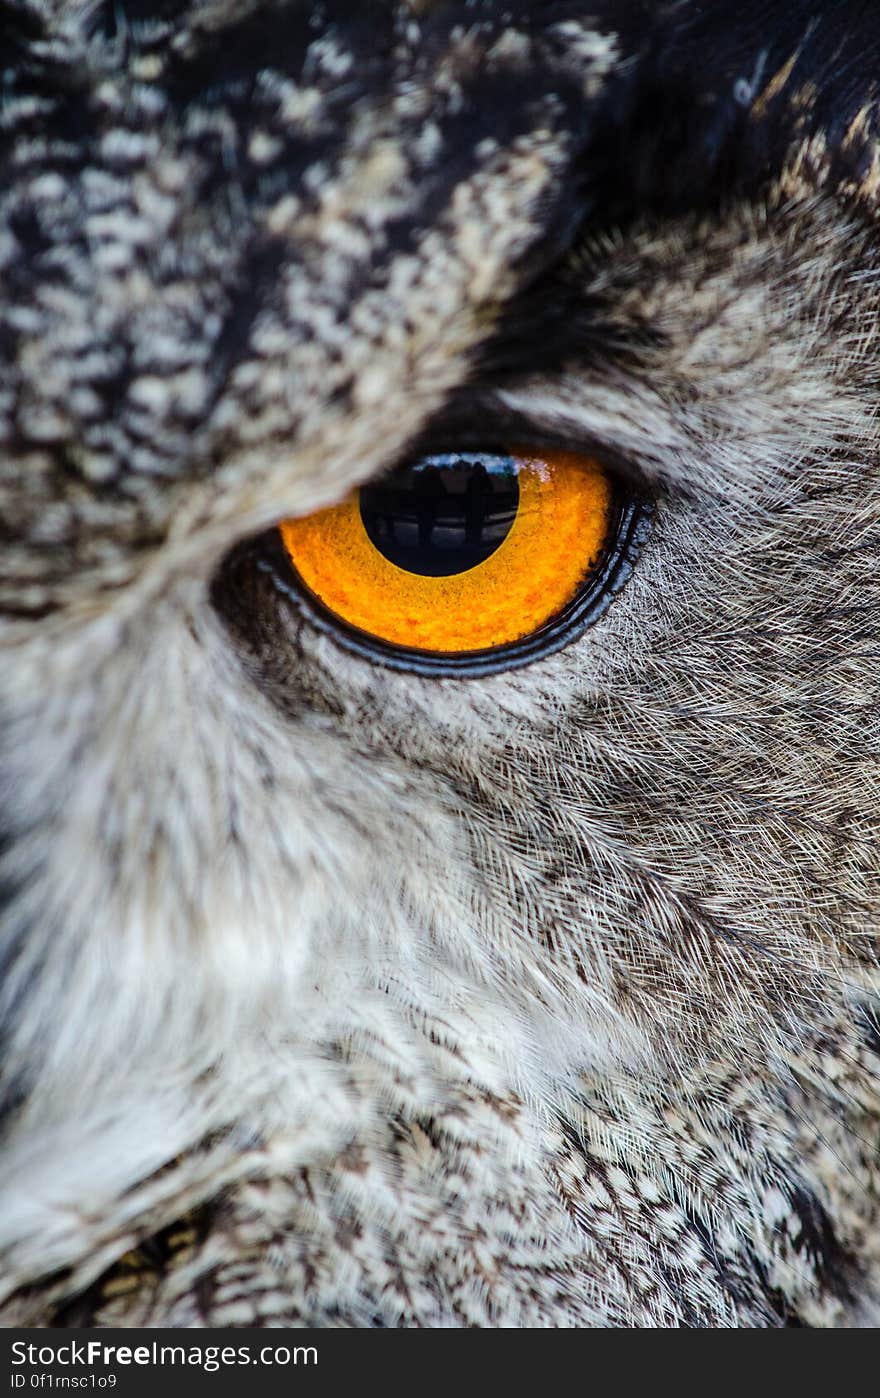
left=1, top=0, right=880, bottom=1326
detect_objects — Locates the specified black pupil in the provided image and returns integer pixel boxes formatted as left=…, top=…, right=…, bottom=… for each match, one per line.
left=360, top=453, right=520, bottom=577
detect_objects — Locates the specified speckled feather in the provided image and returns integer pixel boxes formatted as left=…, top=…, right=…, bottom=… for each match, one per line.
left=1, top=0, right=880, bottom=1327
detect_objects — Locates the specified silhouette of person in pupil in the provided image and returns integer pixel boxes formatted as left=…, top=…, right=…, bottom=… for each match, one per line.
left=415, top=465, right=447, bottom=549
left=465, top=461, right=491, bottom=551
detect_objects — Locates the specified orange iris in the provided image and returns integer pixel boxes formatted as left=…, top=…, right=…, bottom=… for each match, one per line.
left=279, top=450, right=612, bottom=654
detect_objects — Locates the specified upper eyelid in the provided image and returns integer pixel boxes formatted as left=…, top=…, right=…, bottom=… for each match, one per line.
left=402, top=401, right=664, bottom=499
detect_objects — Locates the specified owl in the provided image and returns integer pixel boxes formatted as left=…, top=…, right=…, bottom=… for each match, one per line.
left=1, top=0, right=880, bottom=1329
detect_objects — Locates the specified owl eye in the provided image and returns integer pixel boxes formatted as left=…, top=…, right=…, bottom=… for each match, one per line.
left=276, top=448, right=640, bottom=675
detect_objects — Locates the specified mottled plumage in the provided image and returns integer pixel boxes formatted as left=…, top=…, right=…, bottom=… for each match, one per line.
left=1, top=0, right=880, bottom=1326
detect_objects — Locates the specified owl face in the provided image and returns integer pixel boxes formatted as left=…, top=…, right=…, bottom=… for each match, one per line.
left=1, top=1, right=880, bottom=1326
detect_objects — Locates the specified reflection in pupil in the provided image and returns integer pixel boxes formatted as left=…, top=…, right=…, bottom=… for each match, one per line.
left=360, top=453, right=520, bottom=577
